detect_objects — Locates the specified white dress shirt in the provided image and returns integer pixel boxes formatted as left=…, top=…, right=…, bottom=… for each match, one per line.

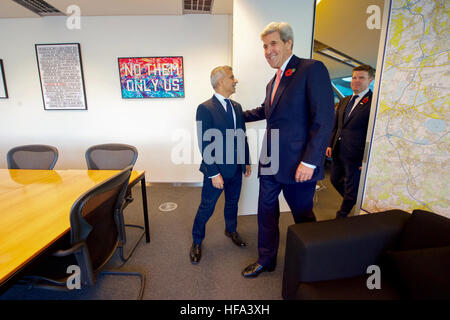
left=214, top=92, right=236, bottom=129
left=348, top=87, right=370, bottom=116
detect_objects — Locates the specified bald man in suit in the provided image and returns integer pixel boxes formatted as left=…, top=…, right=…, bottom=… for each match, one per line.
left=190, top=66, right=252, bottom=265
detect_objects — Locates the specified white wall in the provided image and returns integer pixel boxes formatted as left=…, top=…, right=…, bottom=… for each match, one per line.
left=0, top=15, right=231, bottom=182
left=0, top=4, right=316, bottom=215
left=233, top=0, right=316, bottom=214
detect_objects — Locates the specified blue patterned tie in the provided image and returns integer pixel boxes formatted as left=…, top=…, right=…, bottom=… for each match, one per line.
left=224, top=99, right=235, bottom=129
left=344, top=95, right=358, bottom=120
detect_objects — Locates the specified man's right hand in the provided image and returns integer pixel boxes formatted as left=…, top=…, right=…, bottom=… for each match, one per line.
left=326, top=147, right=332, bottom=158
left=211, top=174, right=224, bottom=189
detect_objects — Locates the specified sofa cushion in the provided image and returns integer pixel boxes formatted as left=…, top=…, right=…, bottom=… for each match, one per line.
left=282, top=210, right=410, bottom=300
left=296, top=274, right=404, bottom=300
left=397, top=210, right=450, bottom=250
left=386, top=246, right=450, bottom=300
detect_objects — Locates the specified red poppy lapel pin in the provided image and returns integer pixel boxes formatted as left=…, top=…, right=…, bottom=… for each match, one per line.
left=285, top=68, right=295, bottom=77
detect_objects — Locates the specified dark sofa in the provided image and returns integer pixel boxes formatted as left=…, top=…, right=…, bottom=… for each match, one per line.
left=282, top=209, right=450, bottom=300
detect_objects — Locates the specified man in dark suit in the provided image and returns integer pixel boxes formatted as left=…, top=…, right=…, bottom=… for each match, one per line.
left=241, top=22, right=335, bottom=277
left=326, top=65, right=375, bottom=219
left=190, top=66, right=251, bottom=264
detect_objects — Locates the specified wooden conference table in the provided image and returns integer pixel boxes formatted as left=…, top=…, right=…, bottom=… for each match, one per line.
left=0, top=168, right=150, bottom=289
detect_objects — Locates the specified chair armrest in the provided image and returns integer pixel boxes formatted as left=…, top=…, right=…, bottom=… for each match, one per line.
left=51, top=241, right=85, bottom=257
left=282, top=210, right=410, bottom=299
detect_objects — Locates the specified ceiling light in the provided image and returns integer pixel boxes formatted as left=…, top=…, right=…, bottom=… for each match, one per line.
left=313, top=40, right=364, bottom=68
left=12, top=0, right=64, bottom=16
left=183, top=0, right=214, bottom=14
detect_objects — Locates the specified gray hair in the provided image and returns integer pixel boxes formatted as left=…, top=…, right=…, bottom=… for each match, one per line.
left=210, top=65, right=232, bottom=89
left=261, top=22, right=294, bottom=49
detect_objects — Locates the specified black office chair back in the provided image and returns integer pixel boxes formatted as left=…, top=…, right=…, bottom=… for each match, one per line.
left=69, top=166, right=132, bottom=283
left=17, top=165, right=145, bottom=298
left=7, top=144, right=59, bottom=169
left=85, top=143, right=143, bottom=263
left=85, top=143, right=138, bottom=170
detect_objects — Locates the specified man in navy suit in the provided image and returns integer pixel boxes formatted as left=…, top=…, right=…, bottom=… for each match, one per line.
left=190, top=66, right=251, bottom=264
left=241, top=22, right=335, bottom=277
left=326, top=65, right=374, bottom=219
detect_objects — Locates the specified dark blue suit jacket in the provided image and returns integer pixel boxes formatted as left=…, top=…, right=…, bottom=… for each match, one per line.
left=329, top=90, right=373, bottom=165
left=244, top=55, right=335, bottom=184
left=197, top=95, right=250, bottom=179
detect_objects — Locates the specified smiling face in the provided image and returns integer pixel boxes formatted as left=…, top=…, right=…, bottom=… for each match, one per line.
left=351, top=70, right=373, bottom=94
left=262, top=31, right=293, bottom=69
left=218, top=68, right=238, bottom=98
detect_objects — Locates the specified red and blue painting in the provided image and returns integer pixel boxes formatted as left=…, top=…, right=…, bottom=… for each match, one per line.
left=118, top=56, right=184, bottom=99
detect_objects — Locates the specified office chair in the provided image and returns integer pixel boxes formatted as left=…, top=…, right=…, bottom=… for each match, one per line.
left=7, top=144, right=59, bottom=169
left=18, top=166, right=145, bottom=299
left=85, top=143, right=144, bottom=262
left=85, top=143, right=138, bottom=171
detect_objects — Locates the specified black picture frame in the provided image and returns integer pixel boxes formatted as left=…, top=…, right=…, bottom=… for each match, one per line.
left=0, top=59, right=8, bottom=99
left=35, top=43, right=87, bottom=110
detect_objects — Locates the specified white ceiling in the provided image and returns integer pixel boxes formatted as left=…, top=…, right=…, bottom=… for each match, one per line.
left=0, top=0, right=384, bottom=78
left=0, top=0, right=234, bottom=17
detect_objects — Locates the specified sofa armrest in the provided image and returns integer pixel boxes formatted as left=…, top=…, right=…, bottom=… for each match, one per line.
left=282, top=210, right=410, bottom=299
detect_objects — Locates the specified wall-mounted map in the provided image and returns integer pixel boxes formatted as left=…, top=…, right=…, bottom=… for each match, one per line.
left=361, top=0, right=449, bottom=217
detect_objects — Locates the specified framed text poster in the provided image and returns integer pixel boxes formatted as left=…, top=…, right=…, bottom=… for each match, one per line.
left=0, top=59, right=8, bottom=99
left=35, top=43, right=87, bottom=110
left=118, top=56, right=184, bottom=99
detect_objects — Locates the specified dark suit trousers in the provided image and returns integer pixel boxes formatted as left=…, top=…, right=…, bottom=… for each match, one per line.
left=192, top=166, right=242, bottom=245
left=257, top=175, right=316, bottom=267
left=330, top=152, right=362, bottom=216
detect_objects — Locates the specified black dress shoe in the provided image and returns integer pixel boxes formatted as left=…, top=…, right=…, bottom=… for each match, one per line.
left=190, top=243, right=201, bottom=264
left=335, top=211, right=349, bottom=219
left=225, top=230, right=247, bottom=247
left=242, top=262, right=276, bottom=278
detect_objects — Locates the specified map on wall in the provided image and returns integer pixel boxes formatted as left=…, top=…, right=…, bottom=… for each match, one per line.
left=361, top=0, right=449, bottom=217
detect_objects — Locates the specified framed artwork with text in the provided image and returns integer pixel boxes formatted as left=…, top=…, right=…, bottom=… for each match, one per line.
left=35, top=43, right=87, bottom=110
left=118, top=56, right=184, bottom=99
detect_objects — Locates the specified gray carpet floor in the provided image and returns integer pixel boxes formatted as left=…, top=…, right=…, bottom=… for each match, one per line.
left=1, top=166, right=346, bottom=300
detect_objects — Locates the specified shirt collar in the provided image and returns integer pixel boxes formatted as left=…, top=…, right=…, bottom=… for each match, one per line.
left=214, top=92, right=227, bottom=103
left=214, top=92, right=231, bottom=110
left=279, top=54, right=294, bottom=73
left=353, top=87, right=370, bottom=99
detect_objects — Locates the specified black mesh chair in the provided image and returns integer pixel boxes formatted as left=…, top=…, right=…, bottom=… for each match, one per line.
left=18, top=166, right=145, bottom=299
left=85, top=144, right=138, bottom=171
left=85, top=143, right=144, bottom=262
left=7, top=144, right=59, bottom=169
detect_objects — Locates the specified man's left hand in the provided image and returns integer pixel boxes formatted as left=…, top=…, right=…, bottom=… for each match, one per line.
left=244, top=165, right=252, bottom=177
left=295, top=163, right=314, bottom=182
